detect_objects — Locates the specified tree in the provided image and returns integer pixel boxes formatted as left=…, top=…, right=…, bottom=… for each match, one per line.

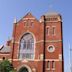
left=0, top=59, right=15, bottom=72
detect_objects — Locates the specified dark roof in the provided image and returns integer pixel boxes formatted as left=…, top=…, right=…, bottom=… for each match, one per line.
left=44, top=12, right=60, bottom=16
left=0, top=45, right=11, bottom=53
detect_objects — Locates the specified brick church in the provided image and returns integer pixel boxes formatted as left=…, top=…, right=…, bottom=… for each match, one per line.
left=0, top=12, right=64, bottom=72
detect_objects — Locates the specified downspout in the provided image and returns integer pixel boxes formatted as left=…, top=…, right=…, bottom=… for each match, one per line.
left=61, top=21, right=64, bottom=72
left=12, top=18, right=17, bottom=64
left=43, top=15, right=46, bottom=72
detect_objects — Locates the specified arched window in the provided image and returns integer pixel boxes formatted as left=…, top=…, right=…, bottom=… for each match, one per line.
left=19, top=33, right=34, bottom=60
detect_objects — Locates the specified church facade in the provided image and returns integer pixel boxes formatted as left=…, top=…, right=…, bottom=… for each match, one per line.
left=0, top=12, right=64, bottom=72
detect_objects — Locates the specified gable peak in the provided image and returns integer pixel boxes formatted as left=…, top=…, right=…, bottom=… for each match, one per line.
left=24, top=12, right=34, bottom=18
left=27, top=12, right=32, bottom=15
left=21, top=12, right=36, bottom=21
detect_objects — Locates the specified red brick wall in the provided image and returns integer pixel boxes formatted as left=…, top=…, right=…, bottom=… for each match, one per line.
left=0, top=13, right=64, bottom=72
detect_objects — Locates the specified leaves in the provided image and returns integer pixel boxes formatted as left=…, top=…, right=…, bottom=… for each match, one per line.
left=0, top=59, right=15, bottom=72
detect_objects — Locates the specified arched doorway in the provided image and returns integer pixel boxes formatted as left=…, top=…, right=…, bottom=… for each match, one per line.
left=18, top=65, right=32, bottom=72
left=19, top=67, right=28, bottom=72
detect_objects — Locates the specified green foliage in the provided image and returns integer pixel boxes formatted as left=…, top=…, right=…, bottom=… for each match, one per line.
left=0, top=59, right=15, bottom=72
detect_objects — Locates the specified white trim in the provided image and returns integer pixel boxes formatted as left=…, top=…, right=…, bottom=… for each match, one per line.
left=0, top=58, right=63, bottom=62
left=47, top=61, right=50, bottom=70
left=39, top=54, right=44, bottom=60
left=52, top=26, right=56, bottom=27
left=52, top=68, right=55, bottom=70
left=0, top=59, right=2, bottom=60
left=58, top=16, right=62, bottom=21
left=17, top=64, right=32, bottom=72
left=45, top=40, right=62, bottom=42
left=46, top=20, right=60, bottom=22
left=36, top=40, right=44, bottom=43
left=12, top=59, right=41, bottom=61
left=46, top=60, right=56, bottom=71
left=0, top=58, right=62, bottom=62
left=46, top=68, right=50, bottom=70
left=52, top=61, right=55, bottom=70
left=11, top=40, right=62, bottom=44
left=45, top=59, right=60, bottom=61
left=23, top=21, right=27, bottom=22
left=23, top=18, right=35, bottom=20
left=32, top=68, right=36, bottom=72
left=59, top=54, right=62, bottom=61
left=39, top=18, right=44, bottom=23
left=46, top=26, right=50, bottom=36
left=47, top=45, right=55, bottom=53
left=52, top=26, right=56, bottom=36
left=0, top=54, right=10, bottom=55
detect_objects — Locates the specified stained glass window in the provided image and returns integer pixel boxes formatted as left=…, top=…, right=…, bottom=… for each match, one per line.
left=19, top=33, right=34, bottom=60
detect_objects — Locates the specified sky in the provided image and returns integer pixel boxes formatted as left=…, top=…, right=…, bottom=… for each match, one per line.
left=0, top=0, right=72, bottom=72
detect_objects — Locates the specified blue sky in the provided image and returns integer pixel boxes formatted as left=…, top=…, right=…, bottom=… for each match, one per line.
left=0, top=0, right=72, bottom=72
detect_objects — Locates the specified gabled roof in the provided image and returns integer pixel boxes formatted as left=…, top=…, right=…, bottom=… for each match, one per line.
left=24, top=12, right=35, bottom=18
left=0, top=45, right=4, bottom=50
left=17, top=12, right=39, bottom=23
left=0, top=45, right=11, bottom=53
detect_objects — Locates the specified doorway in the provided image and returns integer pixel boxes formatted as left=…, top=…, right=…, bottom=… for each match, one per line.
left=19, top=67, right=28, bottom=72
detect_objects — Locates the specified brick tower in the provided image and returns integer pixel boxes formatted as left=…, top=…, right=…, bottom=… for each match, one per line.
left=40, top=12, right=64, bottom=72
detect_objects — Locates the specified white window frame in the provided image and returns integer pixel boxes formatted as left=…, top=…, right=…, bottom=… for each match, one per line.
left=52, top=26, right=56, bottom=36
left=47, top=45, right=55, bottom=53
left=47, top=61, right=50, bottom=70
left=52, top=61, right=55, bottom=70
left=18, top=33, right=35, bottom=60
left=46, top=26, right=50, bottom=36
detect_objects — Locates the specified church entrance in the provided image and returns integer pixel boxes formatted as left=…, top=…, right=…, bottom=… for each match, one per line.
left=19, top=67, right=29, bottom=72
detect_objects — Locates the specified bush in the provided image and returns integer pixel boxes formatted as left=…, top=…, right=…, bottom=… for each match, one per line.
left=0, top=59, right=15, bottom=72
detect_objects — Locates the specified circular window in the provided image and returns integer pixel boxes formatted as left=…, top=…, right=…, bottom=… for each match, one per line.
left=47, top=45, right=55, bottom=52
